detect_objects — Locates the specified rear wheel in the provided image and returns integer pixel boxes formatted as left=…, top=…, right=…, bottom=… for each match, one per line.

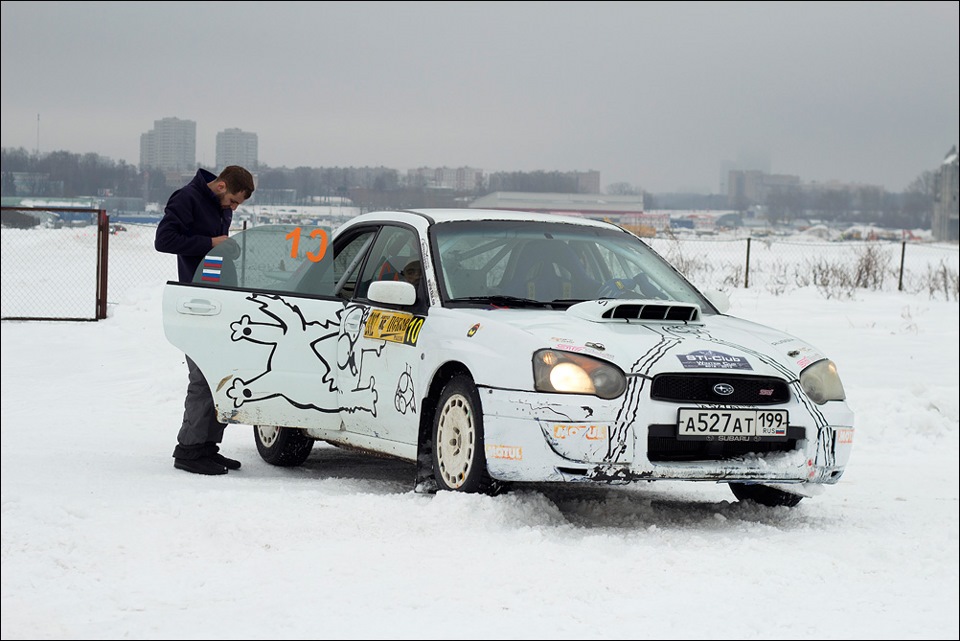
left=254, top=425, right=314, bottom=466
left=432, top=375, right=495, bottom=493
left=729, top=482, right=804, bottom=507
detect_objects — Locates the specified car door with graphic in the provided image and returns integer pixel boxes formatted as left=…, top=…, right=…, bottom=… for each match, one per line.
left=162, top=224, right=375, bottom=432
left=337, top=224, right=427, bottom=446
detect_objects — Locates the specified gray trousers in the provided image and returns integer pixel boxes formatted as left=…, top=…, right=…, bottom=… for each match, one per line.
left=173, top=355, right=227, bottom=459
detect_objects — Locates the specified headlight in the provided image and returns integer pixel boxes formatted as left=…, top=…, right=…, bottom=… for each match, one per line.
left=800, top=359, right=846, bottom=404
left=533, top=349, right=626, bottom=399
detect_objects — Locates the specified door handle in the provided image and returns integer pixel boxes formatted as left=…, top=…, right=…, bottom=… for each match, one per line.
left=177, top=298, right=221, bottom=315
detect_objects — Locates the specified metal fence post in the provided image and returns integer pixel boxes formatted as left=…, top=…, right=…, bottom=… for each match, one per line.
left=744, top=237, right=752, bottom=289
left=898, top=241, right=906, bottom=292
left=96, top=209, right=109, bottom=319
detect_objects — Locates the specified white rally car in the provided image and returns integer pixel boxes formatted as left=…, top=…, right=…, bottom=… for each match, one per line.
left=162, top=209, right=854, bottom=507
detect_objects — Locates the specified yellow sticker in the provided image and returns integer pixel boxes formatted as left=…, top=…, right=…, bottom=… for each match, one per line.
left=364, top=309, right=425, bottom=346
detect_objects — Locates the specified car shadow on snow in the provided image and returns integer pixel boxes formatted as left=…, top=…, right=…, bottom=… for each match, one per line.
left=254, top=441, right=417, bottom=495
left=252, top=443, right=831, bottom=531
left=511, top=482, right=829, bottom=531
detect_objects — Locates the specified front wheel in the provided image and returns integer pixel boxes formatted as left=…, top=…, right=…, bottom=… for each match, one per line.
left=432, top=375, right=495, bottom=493
left=729, top=482, right=804, bottom=507
left=254, top=425, right=314, bottom=466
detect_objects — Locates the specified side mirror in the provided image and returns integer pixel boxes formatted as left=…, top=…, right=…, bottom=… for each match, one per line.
left=702, top=288, right=731, bottom=314
left=368, top=280, right=417, bottom=306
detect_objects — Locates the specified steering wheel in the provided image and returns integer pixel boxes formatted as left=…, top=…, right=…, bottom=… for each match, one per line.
left=597, top=277, right=638, bottom=299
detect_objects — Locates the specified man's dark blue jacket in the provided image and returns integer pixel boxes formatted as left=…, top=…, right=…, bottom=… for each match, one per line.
left=155, top=169, right=233, bottom=283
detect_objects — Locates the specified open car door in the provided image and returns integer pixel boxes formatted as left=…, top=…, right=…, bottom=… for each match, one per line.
left=162, top=224, right=361, bottom=431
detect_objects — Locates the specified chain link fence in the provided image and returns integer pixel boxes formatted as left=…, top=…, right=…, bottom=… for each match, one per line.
left=105, top=222, right=180, bottom=304
left=3, top=213, right=958, bottom=322
left=647, top=235, right=959, bottom=301
left=1, top=207, right=110, bottom=320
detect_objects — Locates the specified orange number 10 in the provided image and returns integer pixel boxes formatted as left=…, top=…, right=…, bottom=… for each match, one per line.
left=285, top=227, right=329, bottom=263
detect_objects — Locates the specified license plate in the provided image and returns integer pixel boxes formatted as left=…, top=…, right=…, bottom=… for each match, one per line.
left=677, top=408, right=789, bottom=440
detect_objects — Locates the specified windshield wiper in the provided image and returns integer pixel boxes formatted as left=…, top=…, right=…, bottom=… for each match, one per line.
left=446, top=295, right=551, bottom=308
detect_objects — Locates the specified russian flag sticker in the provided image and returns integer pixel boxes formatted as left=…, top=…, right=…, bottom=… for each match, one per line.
left=202, top=256, right=224, bottom=282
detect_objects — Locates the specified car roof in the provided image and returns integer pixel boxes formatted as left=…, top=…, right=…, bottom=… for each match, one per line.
left=362, top=208, right=621, bottom=229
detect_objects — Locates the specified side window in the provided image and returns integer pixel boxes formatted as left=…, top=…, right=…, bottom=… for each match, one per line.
left=332, top=231, right=376, bottom=299
left=288, top=229, right=374, bottom=297
left=355, top=226, right=421, bottom=300
left=191, top=224, right=332, bottom=294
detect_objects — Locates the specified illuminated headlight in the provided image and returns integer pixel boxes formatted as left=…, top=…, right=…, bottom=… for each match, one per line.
left=533, top=349, right=626, bottom=399
left=800, top=359, right=846, bottom=404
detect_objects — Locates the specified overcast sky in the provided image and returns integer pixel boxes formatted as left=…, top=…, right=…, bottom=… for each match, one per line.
left=2, top=1, right=957, bottom=194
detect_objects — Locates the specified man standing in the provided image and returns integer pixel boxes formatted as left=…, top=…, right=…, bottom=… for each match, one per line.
left=155, top=165, right=255, bottom=475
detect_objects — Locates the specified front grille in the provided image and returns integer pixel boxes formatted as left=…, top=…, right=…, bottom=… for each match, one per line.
left=647, top=424, right=803, bottom=462
left=650, top=373, right=790, bottom=405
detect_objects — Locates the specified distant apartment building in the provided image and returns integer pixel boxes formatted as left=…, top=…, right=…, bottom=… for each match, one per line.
left=139, top=117, right=196, bottom=172
left=407, top=166, right=485, bottom=192
left=727, top=170, right=801, bottom=208
left=573, top=170, right=601, bottom=194
left=216, top=128, right=258, bottom=170
left=728, top=169, right=887, bottom=219
left=932, top=146, right=959, bottom=242
left=803, top=179, right=885, bottom=211
left=718, top=160, right=736, bottom=195
left=469, top=191, right=645, bottom=224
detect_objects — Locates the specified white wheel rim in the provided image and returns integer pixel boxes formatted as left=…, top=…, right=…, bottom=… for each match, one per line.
left=436, top=393, right=475, bottom=489
left=257, top=425, right=279, bottom=447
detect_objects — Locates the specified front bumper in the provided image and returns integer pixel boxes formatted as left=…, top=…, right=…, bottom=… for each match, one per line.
left=477, top=384, right=854, bottom=486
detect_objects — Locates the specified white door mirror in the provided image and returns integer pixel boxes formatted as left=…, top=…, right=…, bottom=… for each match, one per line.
left=368, top=280, right=417, bottom=306
left=702, top=288, right=730, bottom=314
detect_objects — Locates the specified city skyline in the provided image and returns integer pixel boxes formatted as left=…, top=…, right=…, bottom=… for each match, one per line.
left=3, top=118, right=951, bottom=198
left=2, top=2, right=957, bottom=194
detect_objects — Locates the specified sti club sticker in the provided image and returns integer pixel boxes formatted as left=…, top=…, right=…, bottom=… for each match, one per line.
left=676, top=350, right=752, bottom=370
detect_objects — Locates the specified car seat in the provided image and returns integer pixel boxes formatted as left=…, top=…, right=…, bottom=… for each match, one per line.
left=377, top=257, right=403, bottom=282
left=505, top=239, right=596, bottom=301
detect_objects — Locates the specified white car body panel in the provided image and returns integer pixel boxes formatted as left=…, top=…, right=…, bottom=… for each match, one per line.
left=162, top=208, right=855, bottom=499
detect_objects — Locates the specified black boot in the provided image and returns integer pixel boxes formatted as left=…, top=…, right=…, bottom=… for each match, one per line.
left=174, top=456, right=228, bottom=475
left=173, top=443, right=228, bottom=475
left=204, top=443, right=241, bottom=470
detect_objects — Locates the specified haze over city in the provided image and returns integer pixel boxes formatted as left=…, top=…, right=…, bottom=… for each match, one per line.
left=2, top=1, right=957, bottom=194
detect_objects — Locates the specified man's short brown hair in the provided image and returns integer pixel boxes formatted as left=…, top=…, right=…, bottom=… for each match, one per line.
left=217, top=166, right=256, bottom=199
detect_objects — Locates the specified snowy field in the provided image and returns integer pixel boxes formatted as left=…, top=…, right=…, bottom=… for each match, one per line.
left=1, top=211, right=958, bottom=639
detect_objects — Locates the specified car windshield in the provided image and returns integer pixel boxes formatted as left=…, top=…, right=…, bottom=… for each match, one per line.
left=432, top=219, right=714, bottom=310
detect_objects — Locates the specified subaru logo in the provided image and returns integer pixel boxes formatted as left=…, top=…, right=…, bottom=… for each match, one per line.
left=713, top=383, right=734, bottom=396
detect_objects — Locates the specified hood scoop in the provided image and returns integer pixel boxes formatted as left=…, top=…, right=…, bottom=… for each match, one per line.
left=567, top=299, right=702, bottom=323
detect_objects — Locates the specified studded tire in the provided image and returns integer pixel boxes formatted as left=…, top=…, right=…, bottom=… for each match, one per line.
left=729, top=482, right=804, bottom=507
left=431, top=375, right=495, bottom=494
left=254, top=425, right=314, bottom=467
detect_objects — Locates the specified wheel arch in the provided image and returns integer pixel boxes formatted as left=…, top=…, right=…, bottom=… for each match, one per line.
left=414, top=360, right=475, bottom=492
left=417, top=361, right=475, bottom=455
